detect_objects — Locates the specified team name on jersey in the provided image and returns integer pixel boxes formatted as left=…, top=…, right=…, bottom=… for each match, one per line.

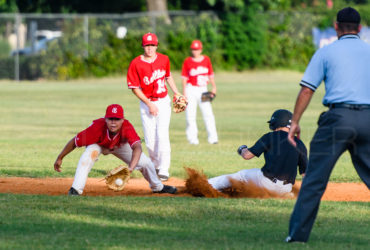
left=189, top=66, right=209, bottom=76
left=143, top=69, right=166, bottom=85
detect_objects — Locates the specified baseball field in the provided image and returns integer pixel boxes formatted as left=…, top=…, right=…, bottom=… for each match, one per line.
left=0, top=71, right=369, bottom=249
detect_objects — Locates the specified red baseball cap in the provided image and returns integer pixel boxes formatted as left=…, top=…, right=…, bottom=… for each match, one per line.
left=142, top=33, right=158, bottom=46
left=105, top=104, right=124, bottom=119
left=190, top=40, right=203, bottom=50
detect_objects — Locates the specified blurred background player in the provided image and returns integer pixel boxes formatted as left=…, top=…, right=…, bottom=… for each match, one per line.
left=127, top=33, right=183, bottom=181
left=208, top=109, right=307, bottom=197
left=54, top=104, right=177, bottom=195
left=181, top=40, right=218, bottom=145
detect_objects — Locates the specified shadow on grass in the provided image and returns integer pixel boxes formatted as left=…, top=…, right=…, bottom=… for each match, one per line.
left=0, top=194, right=369, bottom=249
left=0, top=169, right=57, bottom=178
left=0, top=168, right=107, bottom=178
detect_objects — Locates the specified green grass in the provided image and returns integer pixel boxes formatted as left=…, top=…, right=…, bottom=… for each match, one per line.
left=0, top=71, right=361, bottom=181
left=0, top=194, right=369, bottom=249
left=0, top=71, right=368, bottom=249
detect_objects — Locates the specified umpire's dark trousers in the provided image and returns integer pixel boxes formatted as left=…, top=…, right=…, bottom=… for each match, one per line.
left=288, top=107, right=370, bottom=242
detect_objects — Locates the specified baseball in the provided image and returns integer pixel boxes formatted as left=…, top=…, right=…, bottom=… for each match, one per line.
left=115, top=178, right=123, bottom=186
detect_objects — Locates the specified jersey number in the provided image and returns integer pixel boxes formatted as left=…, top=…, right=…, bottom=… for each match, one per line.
left=197, top=75, right=209, bottom=86
left=156, top=79, right=166, bottom=94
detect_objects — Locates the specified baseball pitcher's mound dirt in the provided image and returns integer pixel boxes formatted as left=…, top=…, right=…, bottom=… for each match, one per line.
left=0, top=175, right=369, bottom=201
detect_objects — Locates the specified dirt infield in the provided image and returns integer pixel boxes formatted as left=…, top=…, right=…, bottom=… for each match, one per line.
left=0, top=177, right=369, bottom=201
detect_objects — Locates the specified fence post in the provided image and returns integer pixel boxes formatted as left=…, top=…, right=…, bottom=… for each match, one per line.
left=14, top=13, right=20, bottom=81
left=150, top=12, right=156, bottom=33
left=84, top=15, right=89, bottom=58
left=30, top=21, right=38, bottom=55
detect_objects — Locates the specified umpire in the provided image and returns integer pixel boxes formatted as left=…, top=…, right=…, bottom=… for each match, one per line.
left=286, top=7, right=370, bottom=243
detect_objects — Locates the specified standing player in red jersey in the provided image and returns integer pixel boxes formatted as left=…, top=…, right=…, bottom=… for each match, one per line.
left=181, top=40, right=218, bottom=145
left=127, top=33, right=183, bottom=181
left=53, top=104, right=177, bottom=195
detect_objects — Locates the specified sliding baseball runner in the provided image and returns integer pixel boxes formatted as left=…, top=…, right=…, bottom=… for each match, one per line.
left=208, top=109, right=307, bottom=197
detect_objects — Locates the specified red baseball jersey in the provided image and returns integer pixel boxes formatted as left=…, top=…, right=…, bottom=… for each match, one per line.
left=127, top=53, right=171, bottom=101
left=181, top=56, right=214, bottom=87
left=74, top=118, right=141, bottom=150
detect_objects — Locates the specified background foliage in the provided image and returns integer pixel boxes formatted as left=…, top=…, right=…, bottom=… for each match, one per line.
left=1, top=0, right=370, bottom=79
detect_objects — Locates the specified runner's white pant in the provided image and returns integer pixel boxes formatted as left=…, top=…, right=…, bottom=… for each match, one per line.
left=72, top=143, right=163, bottom=194
left=208, top=168, right=293, bottom=196
left=185, top=84, right=218, bottom=144
left=140, top=95, right=171, bottom=177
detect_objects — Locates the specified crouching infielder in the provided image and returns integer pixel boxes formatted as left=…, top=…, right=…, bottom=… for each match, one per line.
left=53, top=104, right=177, bottom=195
left=208, top=109, right=307, bottom=197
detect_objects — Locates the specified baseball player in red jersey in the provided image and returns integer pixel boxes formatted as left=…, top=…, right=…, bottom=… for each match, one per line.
left=181, top=40, right=218, bottom=145
left=127, top=33, right=183, bottom=181
left=53, top=104, right=177, bottom=195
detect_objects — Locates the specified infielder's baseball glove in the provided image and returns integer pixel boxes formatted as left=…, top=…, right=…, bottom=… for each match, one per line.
left=201, top=91, right=216, bottom=102
left=105, top=165, right=130, bottom=191
left=173, top=94, right=188, bottom=113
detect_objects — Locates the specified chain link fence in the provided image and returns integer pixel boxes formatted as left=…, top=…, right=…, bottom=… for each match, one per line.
left=0, top=11, right=334, bottom=80
left=0, top=11, right=218, bottom=80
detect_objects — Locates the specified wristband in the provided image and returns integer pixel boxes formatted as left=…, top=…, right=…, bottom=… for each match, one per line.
left=237, top=145, right=248, bottom=156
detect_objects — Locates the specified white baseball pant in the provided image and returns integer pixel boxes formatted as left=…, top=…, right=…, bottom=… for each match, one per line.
left=185, top=84, right=218, bottom=144
left=140, top=95, right=171, bottom=177
left=208, top=168, right=293, bottom=196
left=71, top=143, right=163, bottom=194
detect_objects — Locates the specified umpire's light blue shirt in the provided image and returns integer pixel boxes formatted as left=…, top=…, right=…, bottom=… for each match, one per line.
left=300, top=34, right=370, bottom=105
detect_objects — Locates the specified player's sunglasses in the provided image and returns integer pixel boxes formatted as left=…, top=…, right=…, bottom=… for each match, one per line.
left=107, top=118, right=121, bottom=121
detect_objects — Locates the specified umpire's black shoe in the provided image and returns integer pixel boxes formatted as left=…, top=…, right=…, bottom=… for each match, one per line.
left=285, top=236, right=305, bottom=243
left=154, top=185, right=177, bottom=194
left=68, top=187, right=80, bottom=196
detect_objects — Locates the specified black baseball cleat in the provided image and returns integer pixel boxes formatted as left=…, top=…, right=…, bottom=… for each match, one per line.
left=154, top=185, right=177, bottom=194
left=68, top=187, right=80, bottom=196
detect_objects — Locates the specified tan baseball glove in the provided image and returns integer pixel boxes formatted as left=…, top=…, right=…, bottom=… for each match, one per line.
left=173, top=93, right=188, bottom=113
left=105, top=165, right=130, bottom=191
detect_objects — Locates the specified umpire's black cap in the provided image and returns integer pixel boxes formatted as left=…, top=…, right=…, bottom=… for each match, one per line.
left=337, top=7, right=361, bottom=24
left=267, top=109, right=292, bottom=130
